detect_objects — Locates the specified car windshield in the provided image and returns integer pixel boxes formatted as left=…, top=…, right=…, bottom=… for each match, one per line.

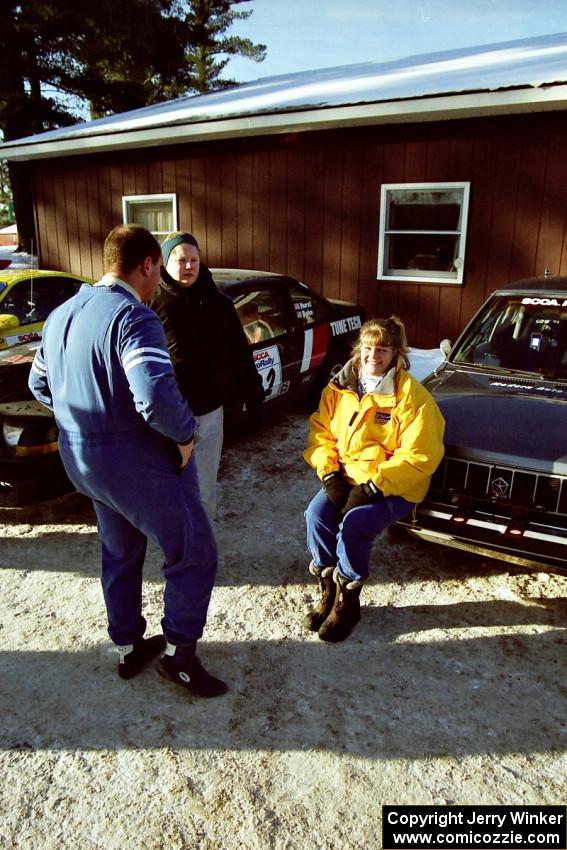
left=452, top=293, right=567, bottom=379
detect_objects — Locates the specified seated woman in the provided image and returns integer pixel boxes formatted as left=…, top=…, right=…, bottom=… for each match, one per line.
left=303, top=316, right=445, bottom=642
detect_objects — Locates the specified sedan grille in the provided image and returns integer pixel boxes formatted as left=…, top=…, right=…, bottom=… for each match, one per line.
left=432, top=457, right=567, bottom=516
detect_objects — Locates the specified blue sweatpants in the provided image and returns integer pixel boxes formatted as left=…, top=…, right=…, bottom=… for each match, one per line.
left=59, top=430, right=217, bottom=647
left=305, top=488, right=413, bottom=583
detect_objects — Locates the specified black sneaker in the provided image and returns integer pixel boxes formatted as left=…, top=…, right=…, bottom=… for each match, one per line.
left=157, top=645, right=229, bottom=698
left=117, top=634, right=167, bottom=679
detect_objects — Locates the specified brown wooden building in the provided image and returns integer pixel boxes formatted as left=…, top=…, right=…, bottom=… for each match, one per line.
left=3, top=33, right=567, bottom=347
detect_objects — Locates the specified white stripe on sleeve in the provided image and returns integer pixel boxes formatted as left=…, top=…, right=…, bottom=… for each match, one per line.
left=31, top=359, right=47, bottom=376
left=122, top=346, right=170, bottom=368
left=123, top=354, right=173, bottom=375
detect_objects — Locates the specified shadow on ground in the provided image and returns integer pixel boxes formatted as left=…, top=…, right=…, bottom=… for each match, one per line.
left=2, top=610, right=566, bottom=758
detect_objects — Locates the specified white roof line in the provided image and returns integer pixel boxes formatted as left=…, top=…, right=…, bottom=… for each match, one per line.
left=4, top=86, right=567, bottom=162
left=2, top=32, right=567, bottom=161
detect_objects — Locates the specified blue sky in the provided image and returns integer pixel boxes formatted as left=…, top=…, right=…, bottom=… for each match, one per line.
left=226, top=0, right=567, bottom=82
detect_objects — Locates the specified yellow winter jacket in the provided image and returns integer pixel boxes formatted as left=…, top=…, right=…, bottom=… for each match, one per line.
left=304, top=359, right=445, bottom=504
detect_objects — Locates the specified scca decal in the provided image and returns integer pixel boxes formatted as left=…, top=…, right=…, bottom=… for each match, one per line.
left=5, top=331, right=42, bottom=346
left=521, top=297, right=567, bottom=306
left=252, top=344, right=283, bottom=399
left=253, top=349, right=275, bottom=368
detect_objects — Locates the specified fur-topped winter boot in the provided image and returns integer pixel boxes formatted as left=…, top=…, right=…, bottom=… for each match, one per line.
left=318, top=567, right=363, bottom=642
left=303, top=561, right=336, bottom=632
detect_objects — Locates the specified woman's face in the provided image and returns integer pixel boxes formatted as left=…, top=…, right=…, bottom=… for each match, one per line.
left=360, top=340, right=396, bottom=377
left=165, top=242, right=201, bottom=287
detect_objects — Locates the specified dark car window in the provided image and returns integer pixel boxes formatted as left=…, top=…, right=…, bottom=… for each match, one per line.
left=453, top=294, right=567, bottom=378
left=233, top=288, right=289, bottom=343
left=1, top=276, right=80, bottom=326
left=288, top=282, right=330, bottom=327
left=1, top=282, right=30, bottom=322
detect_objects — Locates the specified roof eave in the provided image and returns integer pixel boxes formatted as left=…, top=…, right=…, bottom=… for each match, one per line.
left=2, top=84, right=567, bottom=162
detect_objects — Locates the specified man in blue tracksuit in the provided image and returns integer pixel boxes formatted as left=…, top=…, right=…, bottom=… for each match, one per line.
left=28, top=224, right=227, bottom=698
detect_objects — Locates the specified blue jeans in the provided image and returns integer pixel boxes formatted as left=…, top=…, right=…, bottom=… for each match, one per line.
left=305, top=488, right=413, bottom=583
left=59, top=430, right=217, bottom=647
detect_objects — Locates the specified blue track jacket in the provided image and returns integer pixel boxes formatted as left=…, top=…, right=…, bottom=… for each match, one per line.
left=28, top=279, right=195, bottom=447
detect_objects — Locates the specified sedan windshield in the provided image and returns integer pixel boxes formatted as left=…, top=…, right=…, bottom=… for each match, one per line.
left=452, top=294, right=567, bottom=378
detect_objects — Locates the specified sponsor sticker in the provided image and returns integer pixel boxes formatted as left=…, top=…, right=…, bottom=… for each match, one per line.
left=490, top=380, right=565, bottom=395
left=329, top=315, right=362, bottom=337
left=294, top=300, right=314, bottom=321
left=5, top=331, right=42, bottom=346
left=522, top=296, right=567, bottom=306
left=253, top=345, right=283, bottom=399
left=4, top=352, right=37, bottom=364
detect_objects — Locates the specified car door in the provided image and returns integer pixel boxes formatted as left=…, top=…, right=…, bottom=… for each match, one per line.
left=232, top=284, right=294, bottom=402
left=285, top=280, right=334, bottom=390
left=0, top=275, right=80, bottom=348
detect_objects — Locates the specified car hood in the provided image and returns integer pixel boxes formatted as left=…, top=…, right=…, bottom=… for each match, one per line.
left=426, top=366, right=567, bottom=470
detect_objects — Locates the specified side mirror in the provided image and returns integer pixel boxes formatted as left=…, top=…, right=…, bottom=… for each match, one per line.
left=440, top=338, right=452, bottom=358
left=0, top=314, right=20, bottom=331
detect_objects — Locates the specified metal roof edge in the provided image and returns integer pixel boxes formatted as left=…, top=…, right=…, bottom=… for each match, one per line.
left=2, top=84, right=567, bottom=162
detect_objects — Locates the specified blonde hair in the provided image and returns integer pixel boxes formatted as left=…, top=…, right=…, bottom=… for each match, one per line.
left=352, top=316, right=409, bottom=369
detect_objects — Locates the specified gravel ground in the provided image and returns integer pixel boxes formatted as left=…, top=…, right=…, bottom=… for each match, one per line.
left=1, top=406, right=566, bottom=850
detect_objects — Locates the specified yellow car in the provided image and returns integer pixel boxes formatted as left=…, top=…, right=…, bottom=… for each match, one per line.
left=0, top=269, right=93, bottom=349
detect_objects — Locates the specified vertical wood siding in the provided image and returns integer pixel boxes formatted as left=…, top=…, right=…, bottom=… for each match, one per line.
left=31, top=111, right=567, bottom=347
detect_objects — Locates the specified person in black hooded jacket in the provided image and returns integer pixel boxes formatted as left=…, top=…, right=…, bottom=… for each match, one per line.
left=149, top=232, right=264, bottom=520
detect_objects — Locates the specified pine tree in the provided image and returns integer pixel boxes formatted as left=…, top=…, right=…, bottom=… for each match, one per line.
left=0, top=160, right=13, bottom=228
left=0, top=0, right=266, bottom=251
left=181, top=0, right=266, bottom=92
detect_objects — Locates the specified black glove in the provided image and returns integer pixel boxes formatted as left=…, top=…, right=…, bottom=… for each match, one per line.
left=342, top=481, right=384, bottom=514
left=322, top=471, right=352, bottom=510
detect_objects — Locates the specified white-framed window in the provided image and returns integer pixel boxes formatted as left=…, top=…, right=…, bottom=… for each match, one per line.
left=377, top=182, right=470, bottom=285
left=122, top=194, right=178, bottom=239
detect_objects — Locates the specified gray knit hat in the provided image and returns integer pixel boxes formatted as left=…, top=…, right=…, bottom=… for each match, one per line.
left=161, top=233, right=200, bottom=266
